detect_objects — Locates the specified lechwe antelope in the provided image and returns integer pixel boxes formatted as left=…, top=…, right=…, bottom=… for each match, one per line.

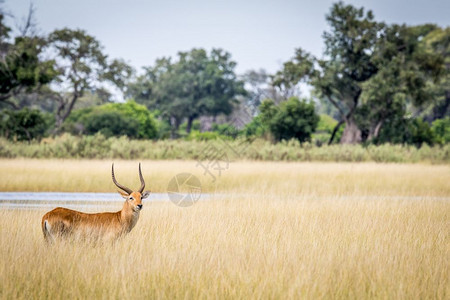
left=41, top=163, right=150, bottom=242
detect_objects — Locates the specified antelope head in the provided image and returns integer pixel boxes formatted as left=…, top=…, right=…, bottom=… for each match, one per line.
left=112, top=163, right=151, bottom=212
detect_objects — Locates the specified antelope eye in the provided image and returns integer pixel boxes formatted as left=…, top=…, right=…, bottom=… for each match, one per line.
left=129, top=197, right=134, bottom=201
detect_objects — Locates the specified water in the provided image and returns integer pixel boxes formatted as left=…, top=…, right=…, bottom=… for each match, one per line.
left=0, top=192, right=172, bottom=210
left=0, top=192, right=448, bottom=210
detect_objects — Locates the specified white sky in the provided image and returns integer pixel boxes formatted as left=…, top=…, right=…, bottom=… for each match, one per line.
left=4, top=0, right=450, bottom=75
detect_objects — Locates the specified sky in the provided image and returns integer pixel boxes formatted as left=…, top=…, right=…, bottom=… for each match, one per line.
left=4, top=0, right=450, bottom=75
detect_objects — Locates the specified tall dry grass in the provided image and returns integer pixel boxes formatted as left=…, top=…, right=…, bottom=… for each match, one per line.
left=1, top=159, right=449, bottom=197
left=1, top=198, right=448, bottom=299
left=0, top=160, right=449, bottom=299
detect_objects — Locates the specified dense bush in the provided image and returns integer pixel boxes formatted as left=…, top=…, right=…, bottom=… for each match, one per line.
left=375, top=117, right=436, bottom=146
left=0, top=108, right=51, bottom=141
left=242, top=115, right=267, bottom=138
left=83, top=111, right=140, bottom=138
left=260, top=97, right=319, bottom=143
left=101, top=100, right=158, bottom=139
left=431, top=117, right=450, bottom=145
left=63, top=100, right=158, bottom=139
left=409, top=118, right=435, bottom=146
left=211, top=123, right=240, bottom=138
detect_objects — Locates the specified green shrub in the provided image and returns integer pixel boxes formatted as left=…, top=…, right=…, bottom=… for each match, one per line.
left=84, top=111, right=140, bottom=138
left=375, top=117, right=436, bottom=146
left=63, top=100, right=158, bottom=139
left=0, top=108, right=50, bottom=141
left=410, top=118, right=435, bottom=147
left=101, top=100, right=158, bottom=139
left=242, top=115, right=267, bottom=137
left=211, top=123, right=240, bottom=138
left=260, top=97, right=320, bottom=143
left=1, top=135, right=448, bottom=163
left=431, top=117, right=450, bottom=145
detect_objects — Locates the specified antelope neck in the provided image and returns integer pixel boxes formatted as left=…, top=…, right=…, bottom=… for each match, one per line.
left=119, top=201, right=140, bottom=229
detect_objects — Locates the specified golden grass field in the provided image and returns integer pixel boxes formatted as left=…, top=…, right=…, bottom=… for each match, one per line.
left=0, top=159, right=449, bottom=299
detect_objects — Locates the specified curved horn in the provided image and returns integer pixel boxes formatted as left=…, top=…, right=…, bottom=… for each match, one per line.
left=111, top=163, right=133, bottom=195
left=138, top=163, right=145, bottom=193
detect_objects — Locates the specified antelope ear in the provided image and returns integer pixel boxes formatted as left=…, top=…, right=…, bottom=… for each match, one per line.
left=118, top=190, right=129, bottom=199
left=141, top=191, right=151, bottom=199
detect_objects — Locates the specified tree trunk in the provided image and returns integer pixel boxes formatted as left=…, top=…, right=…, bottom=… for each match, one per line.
left=340, top=117, right=362, bottom=144
left=170, top=116, right=180, bottom=139
left=367, top=120, right=383, bottom=142
left=53, top=100, right=67, bottom=134
left=53, top=92, right=80, bottom=134
left=325, top=92, right=362, bottom=144
left=53, top=100, right=66, bottom=134
left=328, top=119, right=344, bottom=145
left=186, top=116, right=194, bottom=134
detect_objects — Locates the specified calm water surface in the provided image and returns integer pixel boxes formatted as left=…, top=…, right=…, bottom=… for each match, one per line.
left=0, top=192, right=171, bottom=210
left=0, top=192, right=448, bottom=210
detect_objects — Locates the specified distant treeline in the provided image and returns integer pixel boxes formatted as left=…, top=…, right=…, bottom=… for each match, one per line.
left=0, top=2, right=449, bottom=147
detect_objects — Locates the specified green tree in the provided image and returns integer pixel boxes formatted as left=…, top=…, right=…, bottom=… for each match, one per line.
left=0, top=13, right=57, bottom=108
left=358, top=24, right=444, bottom=141
left=128, top=48, right=246, bottom=137
left=273, top=2, right=445, bottom=145
left=260, top=97, right=319, bottom=143
left=48, top=28, right=133, bottom=131
left=420, top=27, right=450, bottom=121
left=274, top=3, right=380, bottom=144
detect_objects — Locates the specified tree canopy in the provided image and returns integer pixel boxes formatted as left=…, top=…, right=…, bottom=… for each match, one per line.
left=259, top=97, right=319, bottom=143
left=273, top=2, right=447, bottom=144
left=0, top=2, right=447, bottom=147
left=0, top=13, right=57, bottom=108
left=128, top=48, right=246, bottom=136
left=48, top=28, right=133, bottom=131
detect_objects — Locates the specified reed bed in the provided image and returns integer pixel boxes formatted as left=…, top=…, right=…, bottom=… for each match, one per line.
left=1, top=134, right=448, bottom=163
